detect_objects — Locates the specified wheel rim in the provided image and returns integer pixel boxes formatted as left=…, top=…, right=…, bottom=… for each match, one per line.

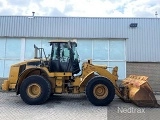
left=27, top=83, right=42, bottom=98
left=93, top=84, right=108, bottom=99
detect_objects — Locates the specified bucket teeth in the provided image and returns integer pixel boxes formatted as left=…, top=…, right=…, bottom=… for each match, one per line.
left=120, top=75, right=159, bottom=107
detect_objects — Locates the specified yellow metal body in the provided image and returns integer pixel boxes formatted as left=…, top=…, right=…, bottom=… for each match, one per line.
left=2, top=59, right=120, bottom=95
left=2, top=59, right=42, bottom=90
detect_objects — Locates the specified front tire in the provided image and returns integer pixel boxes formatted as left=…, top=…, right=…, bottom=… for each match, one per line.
left=20, top=75, right=51, bottom=105
left=86, top=76, right=115, bottom=106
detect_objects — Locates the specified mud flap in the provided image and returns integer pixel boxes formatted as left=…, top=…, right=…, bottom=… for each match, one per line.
left=121, top=75, right=160, bottom=107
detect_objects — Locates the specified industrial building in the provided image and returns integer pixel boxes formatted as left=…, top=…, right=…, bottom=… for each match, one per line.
left=0, top=16, right=160, bottom=82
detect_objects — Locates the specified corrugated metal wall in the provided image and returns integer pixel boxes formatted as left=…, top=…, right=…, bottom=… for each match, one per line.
left=0, top=16, right=160, bottom=62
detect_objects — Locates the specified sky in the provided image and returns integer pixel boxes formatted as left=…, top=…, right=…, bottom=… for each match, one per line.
left=0, top=0, right=159, bottom=18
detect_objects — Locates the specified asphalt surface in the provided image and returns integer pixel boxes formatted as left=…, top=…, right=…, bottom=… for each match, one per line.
left=1, top=92, right=160, bottom=120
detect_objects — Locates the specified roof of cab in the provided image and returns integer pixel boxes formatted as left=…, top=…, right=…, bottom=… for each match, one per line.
left=49, top=39, right=77, bottom=43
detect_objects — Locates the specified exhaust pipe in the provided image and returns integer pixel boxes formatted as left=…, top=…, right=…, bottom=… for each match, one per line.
left=34, top=44, right=38, bottom=59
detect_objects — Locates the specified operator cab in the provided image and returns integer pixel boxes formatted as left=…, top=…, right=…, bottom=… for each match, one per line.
left=48, top=40, right=80, bottom=74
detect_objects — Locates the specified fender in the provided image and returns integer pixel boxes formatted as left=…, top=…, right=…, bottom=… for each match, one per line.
left=16, top=67, right=49, bottom=94
left=79, top=71, right=95, bottom=87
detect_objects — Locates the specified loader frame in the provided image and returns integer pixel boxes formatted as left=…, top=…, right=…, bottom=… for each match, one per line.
left=15, top=60, right=122, bottom=96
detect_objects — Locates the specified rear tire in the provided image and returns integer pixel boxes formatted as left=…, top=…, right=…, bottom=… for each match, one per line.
left=20, top=75, right=51, bottom=105
left=86, top=76, right=115, bottom=106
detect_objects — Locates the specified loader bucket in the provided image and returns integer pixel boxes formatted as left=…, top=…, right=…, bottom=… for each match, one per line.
left=121, top=75, right=159, bottom=107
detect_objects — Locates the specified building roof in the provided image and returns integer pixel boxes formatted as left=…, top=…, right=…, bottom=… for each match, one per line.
left=0, top=16, right=159, bottom=38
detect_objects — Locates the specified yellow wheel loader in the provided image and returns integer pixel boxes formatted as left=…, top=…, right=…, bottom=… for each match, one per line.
left=1, top=40, right=159, bottom=107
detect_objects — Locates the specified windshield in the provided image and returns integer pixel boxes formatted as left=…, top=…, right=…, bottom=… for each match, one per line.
left=51, top=42, right=79, bottom=62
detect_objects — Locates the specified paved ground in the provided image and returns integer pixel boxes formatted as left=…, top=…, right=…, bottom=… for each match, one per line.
left=0, top=92, right=160, bottom=120
left=0, top=78, right=6, bottom=88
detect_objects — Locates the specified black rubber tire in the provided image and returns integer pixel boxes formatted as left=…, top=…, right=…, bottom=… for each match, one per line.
left=86, top=76, right=115, bottom=106
left=20, top=75, right=51, bottom=105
